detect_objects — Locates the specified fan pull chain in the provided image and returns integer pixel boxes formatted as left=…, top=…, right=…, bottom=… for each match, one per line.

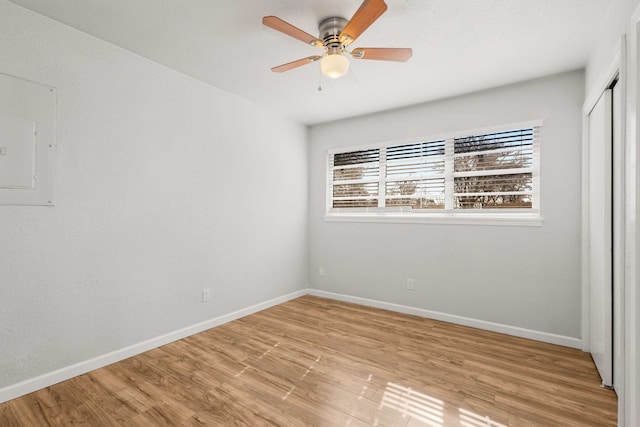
left=350, top=65, right=358, bottom=82
left=317, top=68, right=323, bottom=91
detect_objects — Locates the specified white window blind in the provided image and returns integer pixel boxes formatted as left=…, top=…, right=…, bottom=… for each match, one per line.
left=453, top=127, right=537, bottom=209
left=327, top=123, right=541, bottom=220
left=385, top=140, right=446, bottom=209
left=331, top=148, right=380, bottom=208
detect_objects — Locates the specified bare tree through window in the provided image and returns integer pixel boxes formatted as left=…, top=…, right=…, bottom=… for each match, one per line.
left=454, top=129, right=534, bottom=209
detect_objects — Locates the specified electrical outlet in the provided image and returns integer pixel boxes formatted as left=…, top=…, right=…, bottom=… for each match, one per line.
left=407, top=279, right=415, bottom=290
left=202, top=288, right=211, bottom=302
left=319, top=267, right=325, bottom=276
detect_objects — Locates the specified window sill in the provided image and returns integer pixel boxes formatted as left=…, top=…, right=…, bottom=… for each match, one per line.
left=324, top=212, right=543, bottom=226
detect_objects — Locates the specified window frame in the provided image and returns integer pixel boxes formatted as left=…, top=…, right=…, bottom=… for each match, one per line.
left=325, top=121, right=543, bottom=226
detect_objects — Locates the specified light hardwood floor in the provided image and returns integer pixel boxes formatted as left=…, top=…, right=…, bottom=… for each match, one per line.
left=0, top=295, right=617, bottom=426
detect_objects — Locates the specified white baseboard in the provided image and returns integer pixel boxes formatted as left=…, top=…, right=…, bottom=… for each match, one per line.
left=0, top=289, right=307, bottom=404
left=1, top=287, right=582, bottom=405
left=307, top=289, right=582, bottom=349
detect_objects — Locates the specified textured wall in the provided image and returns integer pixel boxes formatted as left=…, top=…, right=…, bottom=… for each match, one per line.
left=585, top=0, right=640, bottom=93
left=0, top=1, right=307, bottom=389
left=309, top=71, right=584, bottom=339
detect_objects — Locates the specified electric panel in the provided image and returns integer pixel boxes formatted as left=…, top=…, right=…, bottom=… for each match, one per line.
left=0, top=113, right=36, bottom=189
left=0, top=73, right=56, bottom=206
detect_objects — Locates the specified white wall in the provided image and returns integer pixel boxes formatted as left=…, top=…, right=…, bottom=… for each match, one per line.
left=309, top=71, right=584, bottom=340
left=0, top=0, right=307, bottom=393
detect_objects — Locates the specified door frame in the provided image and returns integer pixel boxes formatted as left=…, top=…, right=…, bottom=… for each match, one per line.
left=581, top=36, right=626, bottom=414
left=625, top=7, right=640, bottom=426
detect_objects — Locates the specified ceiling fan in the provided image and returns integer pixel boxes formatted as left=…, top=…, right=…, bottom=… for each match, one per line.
left=262, top=0, right=412, bottom=79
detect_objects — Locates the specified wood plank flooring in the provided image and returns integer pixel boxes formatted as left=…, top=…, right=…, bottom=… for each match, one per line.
left=0, top=295, right=617, bottom=426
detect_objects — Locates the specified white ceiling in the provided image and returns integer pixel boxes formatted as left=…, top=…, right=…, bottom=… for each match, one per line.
left=9, top=0, right=612, bottom=125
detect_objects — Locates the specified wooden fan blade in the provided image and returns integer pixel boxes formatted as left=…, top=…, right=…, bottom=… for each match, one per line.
left=262, top=16, right=324, bottom=48
left=351, top=47, right=412, bottom=62
left=271, top=56, right=322, bottom=73
left=339, top=0, right=388, bottom=45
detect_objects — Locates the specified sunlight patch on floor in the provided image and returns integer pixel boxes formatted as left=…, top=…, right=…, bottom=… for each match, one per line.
left=380, top=382, right=444, bottom=426
left=300, top=356, right=322, bottom=380
left=282, top=385, right=296, bottom=400
left=358, top=374, right=373, bottom=401
left=458, top=408, right=506, bottom=427
left=256, top=342, right=280, bottom=360
left=235, top=341, right=281, bottom=377
left=234, top=366, right=249, bottom=377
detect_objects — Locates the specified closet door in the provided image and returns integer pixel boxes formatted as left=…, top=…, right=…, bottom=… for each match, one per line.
left=588, top=88, right=613, bottom=387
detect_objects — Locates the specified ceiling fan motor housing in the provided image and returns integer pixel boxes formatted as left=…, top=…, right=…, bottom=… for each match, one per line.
left=319, top=17, right=348, bottom=51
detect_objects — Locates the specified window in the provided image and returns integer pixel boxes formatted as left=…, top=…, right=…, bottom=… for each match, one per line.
left=327, top=122, right=541, bottom=224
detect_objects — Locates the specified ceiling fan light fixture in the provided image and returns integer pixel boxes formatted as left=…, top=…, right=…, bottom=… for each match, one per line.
left=264, top=0, right=411, bottom=78
left=320, top=50, right=350, bottom=78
